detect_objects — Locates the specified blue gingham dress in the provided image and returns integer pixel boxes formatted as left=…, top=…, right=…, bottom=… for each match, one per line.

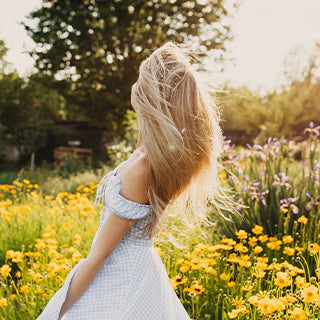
left=37, top=162, right=190, bottom=320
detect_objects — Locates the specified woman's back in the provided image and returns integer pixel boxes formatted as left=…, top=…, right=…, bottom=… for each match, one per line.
left=37, top=154, right=190, bottom=320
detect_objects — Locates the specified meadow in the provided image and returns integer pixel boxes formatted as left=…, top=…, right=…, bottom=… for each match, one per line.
left=0, top=123, right=319, bottom=320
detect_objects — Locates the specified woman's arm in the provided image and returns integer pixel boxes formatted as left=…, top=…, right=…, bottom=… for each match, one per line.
left=58, top=212, right=136, bottom=319
left=58, top=159, right=148, bottom=319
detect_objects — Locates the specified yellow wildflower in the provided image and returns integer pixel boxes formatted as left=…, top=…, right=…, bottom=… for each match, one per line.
left=235, top=230, right=248, bottom=240
left=253, top=246, right=263, bottom=254
left=220, top=272, right=229, bottom=281
left=0, top=264, right=11, bottom=278
left=283, top=235, right=294, bottom=244
left=301, top=284, right=318, bottom=303
left=283, top=246, right=295, bottom=256
left=20, top=285, right=31, bottom=294
left=252, top=225, right=263, bottom=235
left=274, top=272, right=292, bottom=288
left=290, top=307, right=306, bottom=320
left=180, top=265, right=190, bottom=273
left=258, top=235, right=269, bottom=243
left=297, top=216, right=308, bottom=224
left=0, top=298, right=8, bottom=307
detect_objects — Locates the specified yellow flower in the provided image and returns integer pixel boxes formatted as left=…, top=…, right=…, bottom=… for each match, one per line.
left=221, top=238, right=236, bottom=246
left=258, top=234, right=269, bottom=243
left=283, top=246, right=295, bottom=256
left=6, top=250, right=24, bottom=263
left=256, top=261, right=268, bottom=270
left=235, top=230, right=248, bottom=240
left=191, top=263, right=202, bottom=271
left=227, top=253, right=241, bottom=264
left=297, top=216, right=308, bottom=224
left=170, top=275, right=188, bottom=290
left=257, top=257, right=268, bottom=264
left=283, top=235, right=294, bottom=244
left=23, top=179, right=30, bottom=185
left=257, top=297, right=285, bottom=315
left=35, top=239, right=46, bottom=250
left=227, top=309, right=240, bottom=319
left=240, top=285, right=253, bottom=292
left=176, top=258, right=185, bottom=265
left=266, top=240, right=282, bottom=250
left=239, top=260, right=251, bottom=268
left=72, top=251, right=82, bottom=262
left=248, top=236, right=258, bottom=247
left=0, top=298, right=8, bottom=307
left=204, top=267, right=217, bottom=275
left=253, top=246, right=263, bottom=254
left=308, top=243, right=320, bottom=254
left=73, top=234, right=82, bottom=245
left=284, top=294, right=297, bottom=304
left=227, top=307, right=248, bottom=319
left=274, top=271, right=292, bottom=288
left=232, top=296, right=245, bottom=308
left=301, top=284, right=318, bottom=303
left=295, top=276, right=306, bottom=289
left=35, top=288, right=44, bottom=294
left=220, top=272, right=229, bottom=281
left=28, top=269, right=42, bottom=282
left=248, top=295, right=259, bottom=306
left=183, top=283, right=205, bottom=295
left=10, top=294, right=16, bottom=301
left=252, top=225, right=263, bottom=235
left=227, top=281, right=235, bottom=288
left=253, top=269, right=266, bottom=279
left=234, top=243, right=249, bottom=253
left=0, top=264, right=11, bottom=278
left=20, top=284, right=31, bottom=294
left=290, top=307, right=306, bottom=320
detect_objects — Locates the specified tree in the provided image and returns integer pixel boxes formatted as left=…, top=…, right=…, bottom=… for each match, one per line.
left=24, top=0, right=240, bottom=141
left=0, top=38, right=65, bottom=163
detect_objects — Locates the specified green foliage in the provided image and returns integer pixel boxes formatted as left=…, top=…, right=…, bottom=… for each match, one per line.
left=105, top=108, right=139, bottom=165
left=56, top=153, right=92, bottom=178
left=24, top=0, right=240, bottom=139
left=216, top=124, right=320, bottom=245
left=40, top=169, right=104, bottom=195
left=219, top=85, right=267, bottom=142
left=0, top=61, right=66, bottom=162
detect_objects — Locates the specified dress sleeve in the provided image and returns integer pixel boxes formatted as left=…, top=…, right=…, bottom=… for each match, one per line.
left=95, top=173, right=152, bottom=220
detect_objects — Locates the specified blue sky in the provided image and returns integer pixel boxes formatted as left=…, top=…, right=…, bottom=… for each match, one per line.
left=0, top=0, right=319, bottom=95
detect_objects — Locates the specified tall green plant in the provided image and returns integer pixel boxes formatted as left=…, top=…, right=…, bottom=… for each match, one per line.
left=216, top=123, right=320, bottom=244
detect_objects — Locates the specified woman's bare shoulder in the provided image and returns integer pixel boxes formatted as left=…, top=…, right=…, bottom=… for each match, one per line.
left=119, top=152, right=149, bottom=205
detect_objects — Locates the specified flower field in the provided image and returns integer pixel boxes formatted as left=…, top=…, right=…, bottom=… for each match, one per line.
left=0, top=124, right=319, bottom=319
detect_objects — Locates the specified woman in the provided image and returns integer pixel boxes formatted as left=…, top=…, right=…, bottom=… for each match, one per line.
left=37, top=40, right=234, bottom=320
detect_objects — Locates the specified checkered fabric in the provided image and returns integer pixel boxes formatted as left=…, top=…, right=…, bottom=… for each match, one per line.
left=36, top=163, right=190, bottom=320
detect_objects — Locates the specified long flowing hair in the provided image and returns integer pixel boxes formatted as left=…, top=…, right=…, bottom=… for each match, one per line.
left=131, top=40, right=243, bottom=247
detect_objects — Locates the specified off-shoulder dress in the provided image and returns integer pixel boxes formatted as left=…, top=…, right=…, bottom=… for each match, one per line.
left=36, top=162, right=190, bottom=320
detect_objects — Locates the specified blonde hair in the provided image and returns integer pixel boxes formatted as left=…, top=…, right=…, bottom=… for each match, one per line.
left=131, top=41, right=242, bottom=248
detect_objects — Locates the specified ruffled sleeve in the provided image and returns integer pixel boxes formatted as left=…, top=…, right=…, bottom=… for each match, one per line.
left=94, top=172, right=152, bottom=220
